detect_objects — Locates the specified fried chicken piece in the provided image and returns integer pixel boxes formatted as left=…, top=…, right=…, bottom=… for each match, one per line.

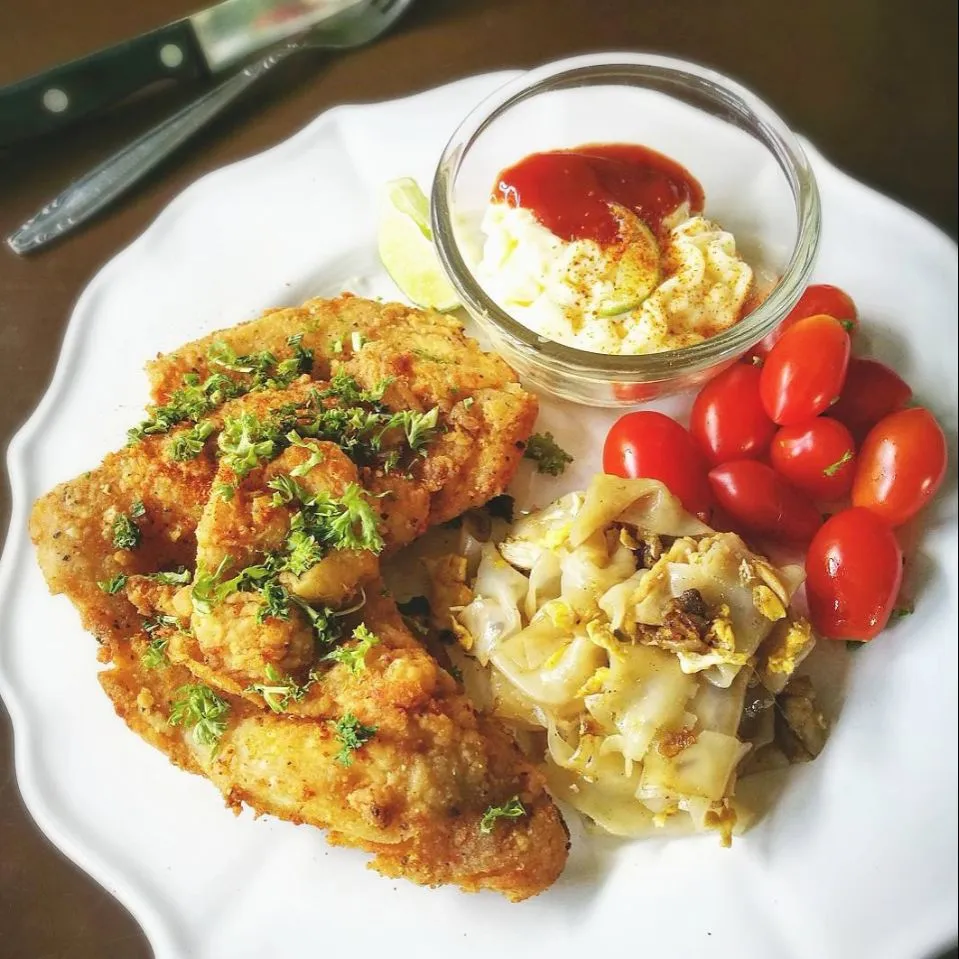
left=172, top=436, right=379, bottom=693
left=100, top=591, right=569, bottom=901
left=31, top=296, right=536, bottom=652
left=29, top=436, right=217, bottom=643
left=32, top=295, right=563, bottom=900
left=146, top=294, right=524, bottom=412
left=147, top=294, right=536, bottom=526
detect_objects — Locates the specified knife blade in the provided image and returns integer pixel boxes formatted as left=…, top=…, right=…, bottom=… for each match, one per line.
left=0, top=0, right=364, bottom=148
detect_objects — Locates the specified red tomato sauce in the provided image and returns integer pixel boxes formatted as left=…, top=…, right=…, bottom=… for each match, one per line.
left=493, top=143, right=705, bottom=245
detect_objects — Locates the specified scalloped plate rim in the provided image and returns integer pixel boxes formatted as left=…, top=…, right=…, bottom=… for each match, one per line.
left=0, top=68, right=956, bottom=959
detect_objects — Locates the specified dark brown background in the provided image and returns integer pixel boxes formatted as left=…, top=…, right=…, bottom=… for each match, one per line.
left=1, top=1, right=956, bottom=956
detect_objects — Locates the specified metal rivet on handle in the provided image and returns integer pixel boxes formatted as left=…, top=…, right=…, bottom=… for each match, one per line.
left=159, top=44, right=184, bottom=68
left=42, top=88, right=69, bottom=113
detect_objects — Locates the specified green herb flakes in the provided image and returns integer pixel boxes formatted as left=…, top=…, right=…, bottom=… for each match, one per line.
left=523, top=432, right=573, bottom=476
left=479, top=796, right=526, bottom=834
left=332, top=713, right=377, bottom=766
left=168, top=684, right=230, bottom=749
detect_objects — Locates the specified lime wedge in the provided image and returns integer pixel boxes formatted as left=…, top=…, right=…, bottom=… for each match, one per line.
left=386, top=177, right=432, bottom=238
left=378, top=178, right=459, bottom=312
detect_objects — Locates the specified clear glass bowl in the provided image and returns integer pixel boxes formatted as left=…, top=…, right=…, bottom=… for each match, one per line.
left=431, top=53, right=821, bottom=406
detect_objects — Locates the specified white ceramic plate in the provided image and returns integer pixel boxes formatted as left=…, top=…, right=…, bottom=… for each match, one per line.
left=1, top=71, right=956, bottom=959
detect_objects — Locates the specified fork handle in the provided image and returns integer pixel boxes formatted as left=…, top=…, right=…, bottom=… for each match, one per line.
left=7, top=46, right=298, bottom=256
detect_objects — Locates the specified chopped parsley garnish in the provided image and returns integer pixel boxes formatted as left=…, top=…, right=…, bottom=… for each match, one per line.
left=268, top=474, right=310, bottom=506
left=168, top=420, right=214, bottom=461
left=287, top=433, right=326, bottom=476
left=323, top=624, right=380, bottom=674
left=208, top=339, right=274, bottom=375
left=129, top=499, right=146, bottom=518
left=218, top=412, right=282, bottom=478
left=891, top=604, right=914, bottom=619
left=128, top=371, right=241, bottom=442
left=147, top=568, right=192, bottom=586
left=216, top=482, right=236, bottom=502
left=321, top=484, right=384, bottom=553
left=392, top=407, right=440, bottom=453
left=111, top=511, right=142, bottom=550
left=280, top=479, right=385, bottom=571
left=312, top=371, right=390, bottom=408
left=255, top=579, right=291, bottom=624
left=447, top=663, right=463, bottom=683
left=306, top=405, right=392, bottom=462
left=291, top=596, right=341, bottom=646
left=478, top=796, right=526, bottom=834
left=523, top=432, right=573, bottom=476
left=143, top=614, right=180, bottom=636
left=247, top=664, right=312, bottom=713
left=206, top=335, right=313, bottom=392
left=205, top=380, right=442, bottom=471
left=168, top=684, right=230, bottom=750
left=190, top=557, right=241, bottom=614
left=141, top=638, right=169, bottom=670
left=98, top=573, right=127, bottom=594
left=823, top=450, right=854, bottom=477
left=285, top=527, right=326, bottom=576
left=332, top=713, right=377, bottom=766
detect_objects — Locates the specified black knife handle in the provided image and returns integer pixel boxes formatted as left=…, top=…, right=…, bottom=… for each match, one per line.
left=0, top=20, right=210, bottom=148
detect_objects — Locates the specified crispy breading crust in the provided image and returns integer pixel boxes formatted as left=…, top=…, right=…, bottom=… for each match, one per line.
left=29, top=437, right=216, bottom=643
left=32, top=298, right=537, bottom=650
left=100, top=592, right=569, bottom=901
left=32, top=295, right=567, bottom=901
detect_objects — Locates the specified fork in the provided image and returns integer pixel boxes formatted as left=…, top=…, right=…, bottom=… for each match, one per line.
left=7, top=0, right=413, bottom=255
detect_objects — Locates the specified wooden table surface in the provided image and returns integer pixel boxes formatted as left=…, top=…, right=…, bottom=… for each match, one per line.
left=0, top=1, right=956, bottom=956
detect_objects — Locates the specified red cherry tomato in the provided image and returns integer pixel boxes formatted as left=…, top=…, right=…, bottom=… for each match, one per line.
left=603, top=411, right=712, bottom=519
left=770, top=417, right=857, bottom=501
left=759, top=314, right=851, bottom=425
left=690, top=363, right=776, bottom=464
left=828, top=357, right=913, bottom=441
left=805, top=507, right=903, bottom=640
left=611, top=382, right=661, bottom=403
left=707, top=460, right=822, bottom=543
left=748, top=283, right=858, bottom=359
left=852, top=407, right=947, bottom=526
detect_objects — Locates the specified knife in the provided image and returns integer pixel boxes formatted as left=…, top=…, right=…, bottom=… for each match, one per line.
left=0, top=0, right=363, bottom=148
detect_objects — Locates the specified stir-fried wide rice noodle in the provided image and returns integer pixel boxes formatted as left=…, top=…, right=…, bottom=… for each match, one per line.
left=584, top=645, right=696, bottom=763
left=457, top=597, right=520, bottom=665
left=690, top=666, right=751, bottom=736
left=495, top=629, right=605, bottom=709
left=569, top=474, right=712, bottom=547
left=500, top=492, right=584, bottom=570
left=560, top=533, right=637, bottom=615
left=452, top=475, right=826, bottom=843
left=474, top=542, right=529, bottom=611
left=525, top=551, right=563, bottom=620
left=547, top=757, right=657, bottom=837
left=639, top=731, right=750, bottom=802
